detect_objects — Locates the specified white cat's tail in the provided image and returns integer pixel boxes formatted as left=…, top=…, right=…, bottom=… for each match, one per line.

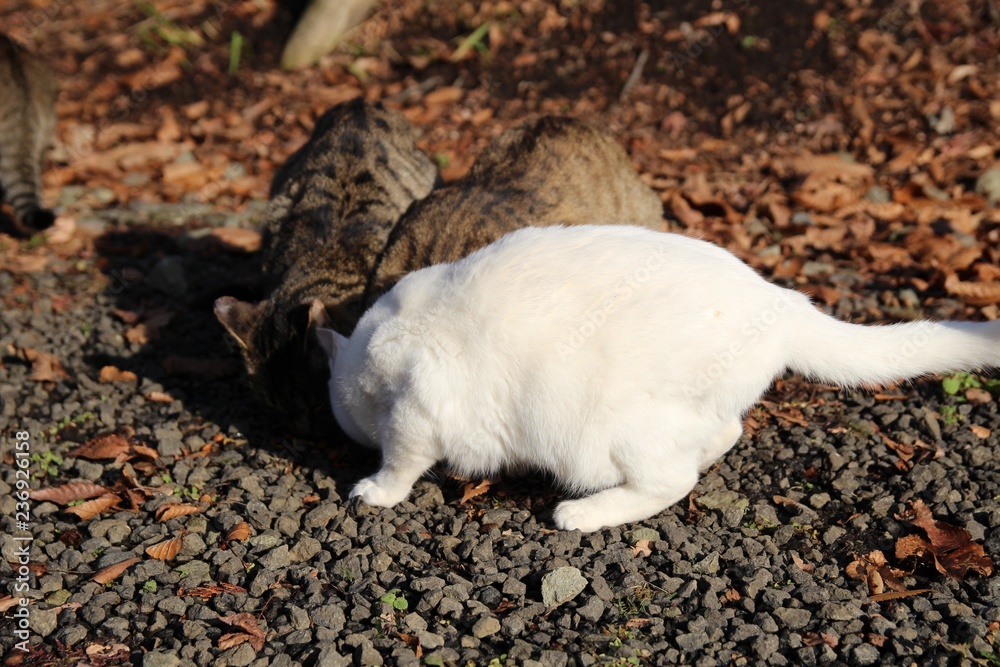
left=786, top=299, right=1000, bottom=387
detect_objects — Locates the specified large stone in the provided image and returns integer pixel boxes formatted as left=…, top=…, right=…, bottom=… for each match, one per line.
left=541, top=567, right=587, bottom=606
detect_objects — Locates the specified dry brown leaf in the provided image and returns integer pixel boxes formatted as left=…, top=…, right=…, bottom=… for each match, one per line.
left=791, top=553, right=815, bottom=574
left=68, top=433, right=132, bottom=460
left=897, top=500, right=993, bottom=578
left=944, top=273, right=1000, bottom=306
left=145, top=532, right=187, bottom=560
left=397, top=632, right=423, bottom=659
left=846, top=550, right=909, bottom=595
left=868, top=588, right=933, bottom=602
left=965, top=388, right=993, bottom=405
left=125, top=309, right=175, bottom=344
left=84, top=643, right=130, bottom=659
left=624, top=618, right=654, bottom=629
left=132, top=444, right=159, bottom=459
left=720, top=588, right=741, bottom=604
left=0, top=595, right=27, bottom=613
left=98, top=365, right=138, bottom=384
left=90, top=557, right=139, bottom=585
left=219, top=613, right=265, bottom=650
left=226, top=522, right=252, bottom=542
left=29, top=481, right=109, bottom=505
left=65, top=494, right=122, bottom=520
left=969, top=424, right=992, bottom=439
left=801, top=632, right=839, bottom=648
left=155, top=503, right=203, bottom=522
left=208, top=227, right=262, bottom=253
left=632, top=539, right=653, bottom=558
left=217, top=632, right=253, bottom=651
left=24, top=348, right=69, bottom=382
left=460, top=479, right=492, bottom=504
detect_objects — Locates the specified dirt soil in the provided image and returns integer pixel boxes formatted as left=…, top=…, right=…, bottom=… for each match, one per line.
left=1, top=1, right=999, bottom=666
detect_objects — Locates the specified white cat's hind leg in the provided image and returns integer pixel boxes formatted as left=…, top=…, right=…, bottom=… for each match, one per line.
left=698, top=419, right=743, bottom=471
left=553, top=463, right=698, bottom=532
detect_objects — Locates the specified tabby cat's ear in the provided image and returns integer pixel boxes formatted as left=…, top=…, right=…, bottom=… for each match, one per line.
left=214, top=297, right=263, bottom=350
left=308, top=299, right=330, bottom=330
left=315, top=327, right=348, bottom=359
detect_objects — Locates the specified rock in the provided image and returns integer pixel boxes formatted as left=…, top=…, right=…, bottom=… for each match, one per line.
left=143, top=652, right=181, bottom=667
left=312, top=604, right=346, bottom=632
left=695, top=491, right=748, bottom=512
left=576, top=596, right=605, bottom=622
left=773, top=607, right=811, bottom=630
left=153, top=425, right=186, bottom=458
left=289, top=536, right=322, bottom=563
left=315, top=643, right=352, bottom=667
left=625, top=527, right=660, bottom=544
left=30, top=608, right=58, bottom=637
left=258, top=544, right=291, bottom=569
left=304, top=502, right=340, bottom=529
left=541, top=567, right=587, bottom=606
left=472, top=616, right=501, bottom=638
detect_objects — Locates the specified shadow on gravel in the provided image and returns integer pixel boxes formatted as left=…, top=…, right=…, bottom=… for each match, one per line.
left=83, top=222, right=379, bottom=486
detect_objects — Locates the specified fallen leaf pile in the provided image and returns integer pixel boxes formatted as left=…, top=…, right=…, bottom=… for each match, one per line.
left=848, top=499, right=993, bottom=599
left=895, top=499, right=994, bottom=579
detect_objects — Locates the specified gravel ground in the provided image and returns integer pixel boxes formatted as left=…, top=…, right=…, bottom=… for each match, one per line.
left=1, top=204, right=999, bottom=667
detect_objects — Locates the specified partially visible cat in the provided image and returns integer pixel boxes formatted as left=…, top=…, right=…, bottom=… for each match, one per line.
left=215, top=99, right=439, bottom=435
left=0, top=34, right=57, bottom=230
left=318, top=225, right=1000, bottom=532
left=219, top=109, right=663, bottom=435
left=362, top=116, right=664, bottom=307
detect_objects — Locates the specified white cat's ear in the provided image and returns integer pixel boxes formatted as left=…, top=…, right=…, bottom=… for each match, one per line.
left=315, top=327, right=348, bottom=358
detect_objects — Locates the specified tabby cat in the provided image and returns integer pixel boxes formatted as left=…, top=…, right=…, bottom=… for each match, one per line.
left=362, top=116, right=664, bottom=306
left=215, top=99, right=439, bottom=435
left=0, top=34, right=57, bottom=230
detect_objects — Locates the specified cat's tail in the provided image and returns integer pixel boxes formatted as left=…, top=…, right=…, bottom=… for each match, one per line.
left=1, top=146, right=54, bottom=230
left=786, top=298, right=1000, bottom=387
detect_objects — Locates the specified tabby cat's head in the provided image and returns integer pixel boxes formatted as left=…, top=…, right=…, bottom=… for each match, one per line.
left=214, top=295, right=351, bottom=437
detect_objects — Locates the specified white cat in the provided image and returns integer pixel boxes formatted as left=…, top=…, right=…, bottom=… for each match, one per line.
left=315, top=225, right=1000, bottom=532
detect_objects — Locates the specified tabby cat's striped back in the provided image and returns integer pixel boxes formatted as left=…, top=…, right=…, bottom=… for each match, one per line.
left=363, top=116, right=664, bottom=306
left=215, top=99, right=439, bottom=436
left=0, top=35, right=57, bottom=230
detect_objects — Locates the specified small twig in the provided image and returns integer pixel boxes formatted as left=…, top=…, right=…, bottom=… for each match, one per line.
left=619, top=48, right=649, bottom=101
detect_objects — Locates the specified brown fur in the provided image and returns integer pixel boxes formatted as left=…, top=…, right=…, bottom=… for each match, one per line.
left=362, top=116, right=663, bottom=307
left=214, top=99, right=438, bottom=435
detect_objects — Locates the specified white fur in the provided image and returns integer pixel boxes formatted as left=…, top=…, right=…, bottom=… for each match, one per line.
left=318, top=225, right=1000, bottom=532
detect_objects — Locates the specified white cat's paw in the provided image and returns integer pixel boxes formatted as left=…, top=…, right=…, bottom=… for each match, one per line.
left=553, top=500, right=605, bottom=533
left=350, top=476, right=407, bottom=507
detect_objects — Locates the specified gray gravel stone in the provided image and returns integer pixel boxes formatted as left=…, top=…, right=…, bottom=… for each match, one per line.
left=143, top=653, right=181, bottom=667
left=541, top=567, right=587, bottom=606
left=472, top=616, right=501, bottom=638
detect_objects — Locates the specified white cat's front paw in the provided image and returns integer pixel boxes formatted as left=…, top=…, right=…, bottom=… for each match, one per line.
left=553, top=500, right=605, bottom=533
left=350, top=476, right=408, bottom=507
